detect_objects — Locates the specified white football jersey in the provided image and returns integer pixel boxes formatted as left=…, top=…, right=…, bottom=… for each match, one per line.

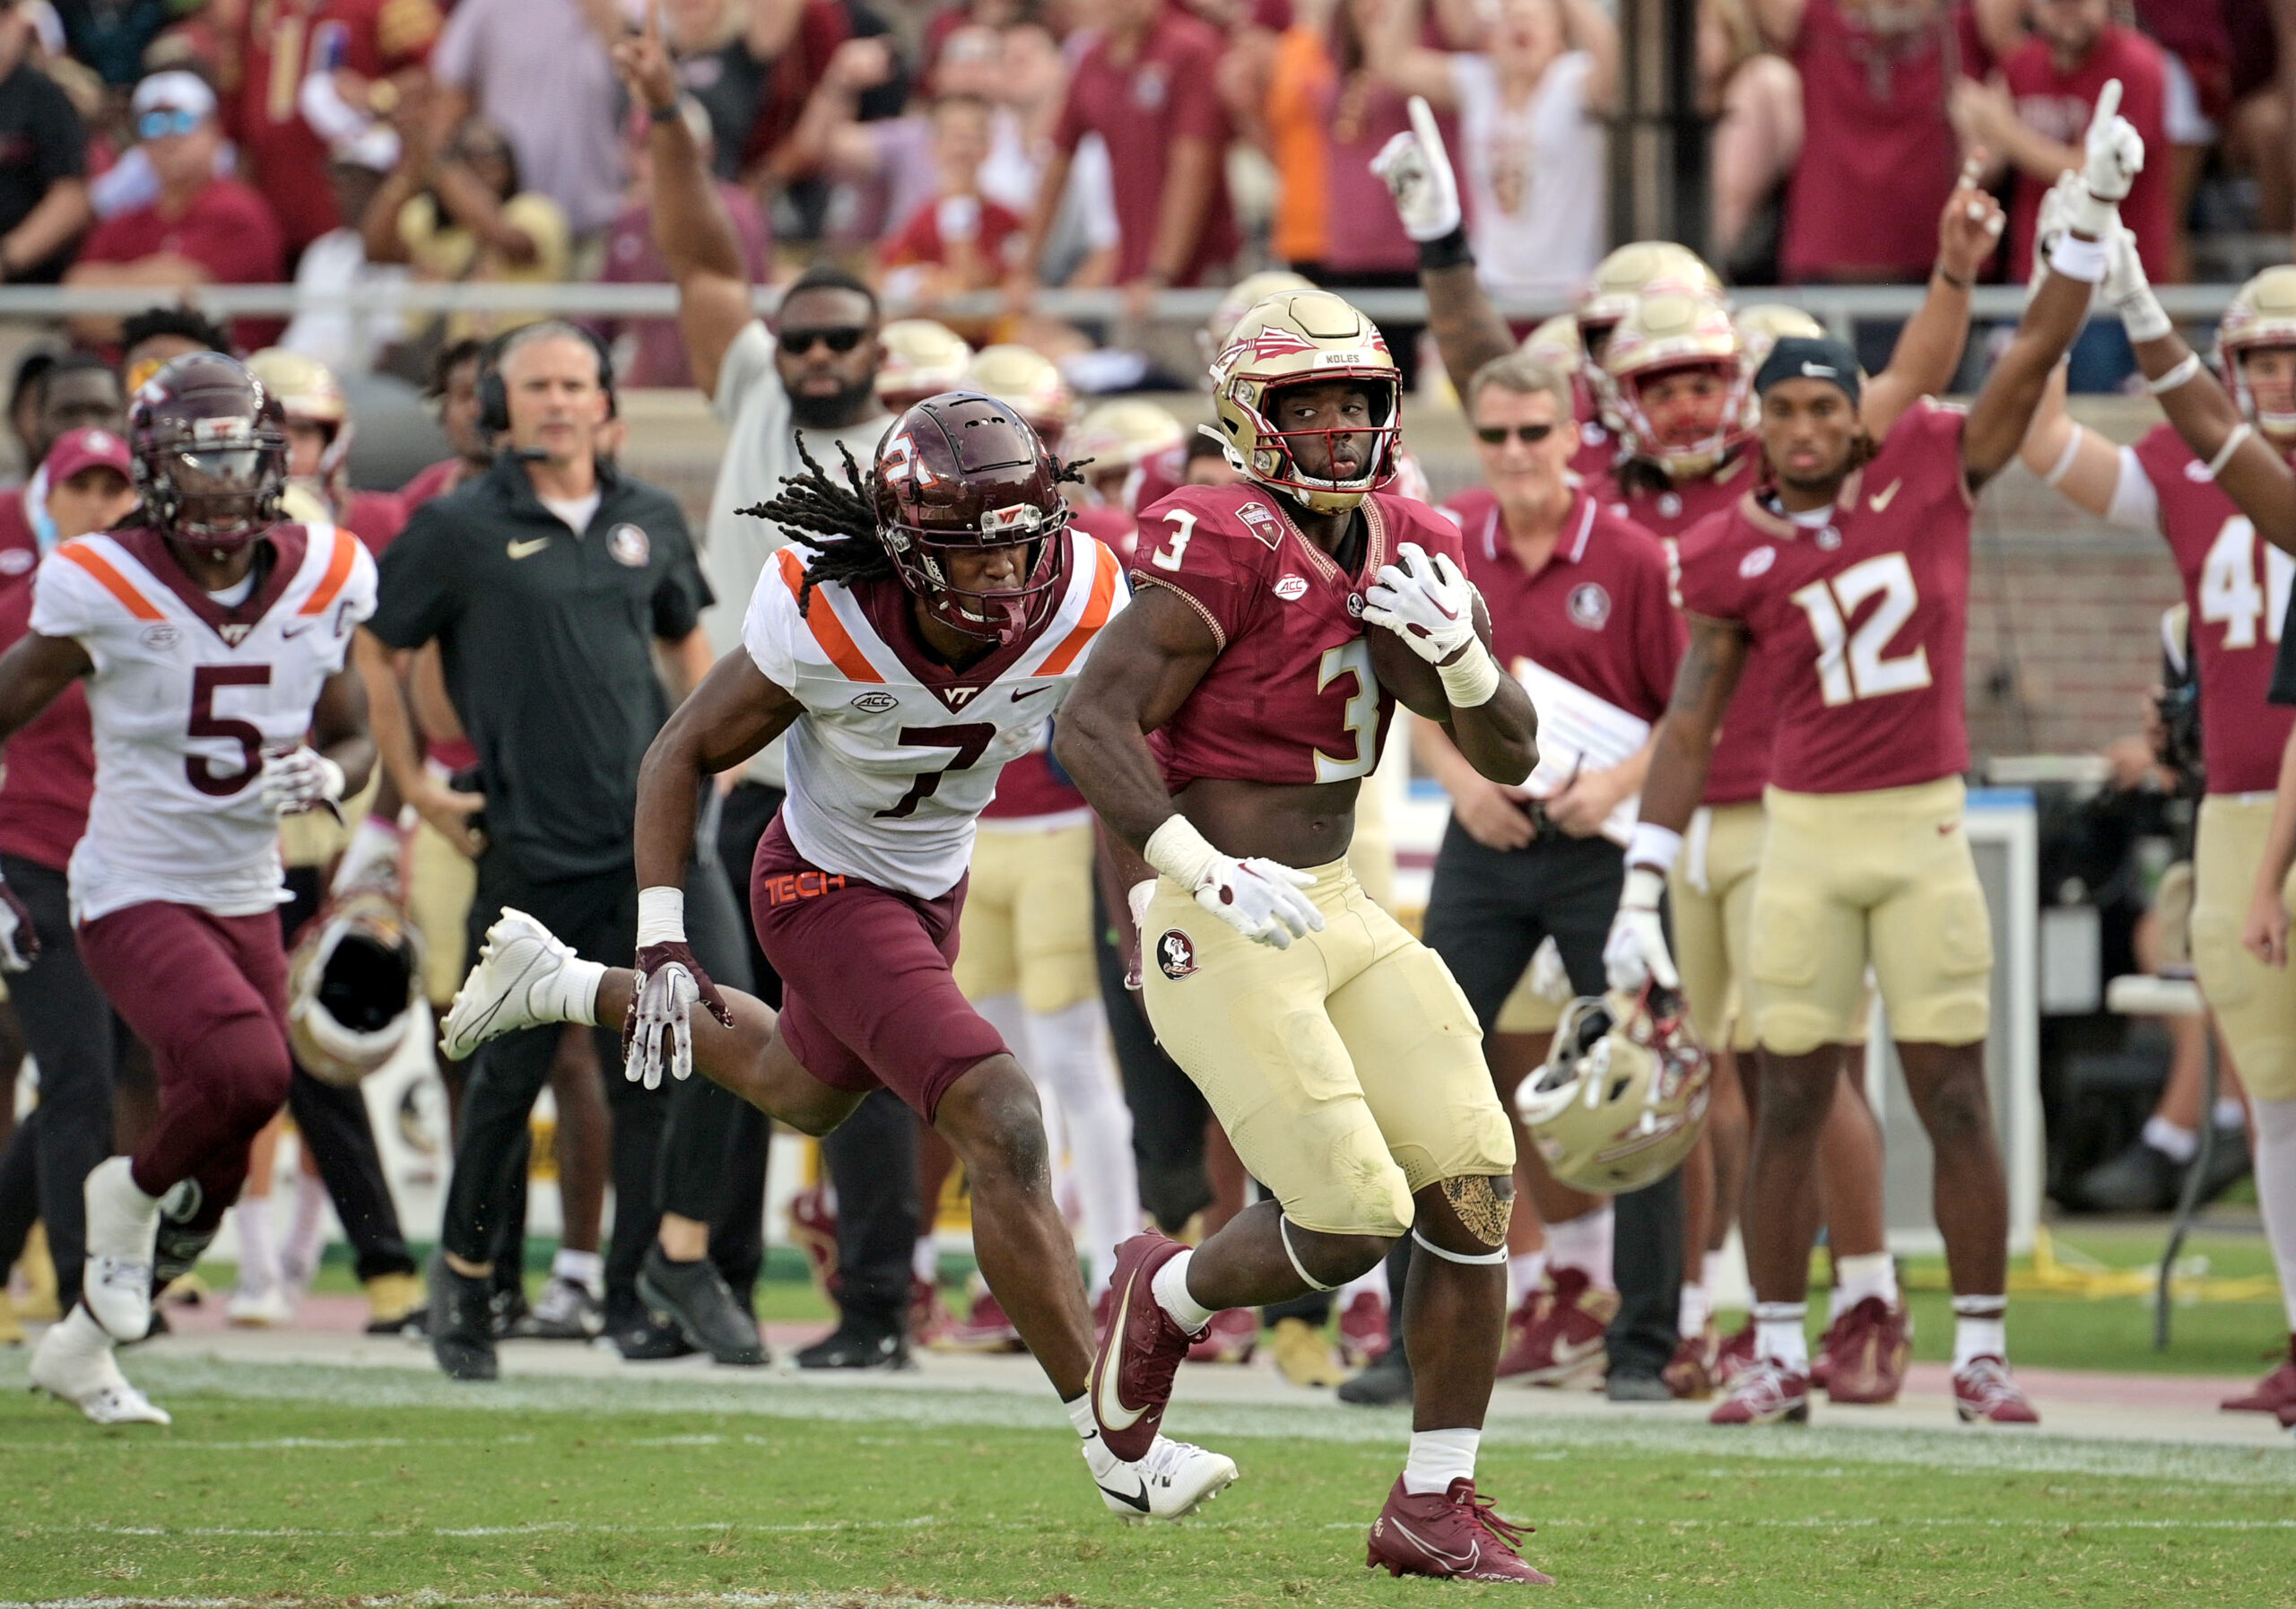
left=28, top=524, right=378, bottom=925
left=743, top=528, right=1126, bottom=899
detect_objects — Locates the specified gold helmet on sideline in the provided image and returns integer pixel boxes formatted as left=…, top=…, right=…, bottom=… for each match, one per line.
left=1577, top=242, right=1725, bottom=355
left=964, top=343, right=1074, bottom=439
left=1070, top=398, right=1186, bottom=505
left=247, top=347, right=353, bottom=488
left=1201, top=269, right=1317, bottom=369
left=1601, top=288, right=1750, bottom=479
left=1516, top=982, right=1711, bottom=1193
left=287, top=887, right=424, bottom=1090
left=876, top=319, right=974, bottom=413
left=1733, top=303, right=1826, bottom=372
left=1207, top=290, right=1399, bottom=515
left=1520, top=313, right=1583, bottom=374
left=2215, top=265, right=2296, bottom=438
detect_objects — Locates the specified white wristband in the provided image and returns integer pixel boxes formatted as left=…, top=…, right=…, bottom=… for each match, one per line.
left=2118, top=288, right=2173, bottom=345
left=1144, top=814, right=1219, bottom=890
left=1621, top=865, right=1668, bottom=912
left=1437, top=640, right=1502, bottom=708
left=1626, top=822, right=1683, bottom=874
left=637, top=885, right=686, bottom=946
left=2048, top=233, right=2108, bottom=283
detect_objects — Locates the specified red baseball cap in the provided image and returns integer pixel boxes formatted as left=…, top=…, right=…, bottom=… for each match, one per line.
left=44, top=426, right=133, bottom=487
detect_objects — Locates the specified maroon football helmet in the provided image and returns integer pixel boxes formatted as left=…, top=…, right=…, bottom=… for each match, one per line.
left=128, top=351, right=289, bottom=551
left=874, top=391, right=1070, bottom=647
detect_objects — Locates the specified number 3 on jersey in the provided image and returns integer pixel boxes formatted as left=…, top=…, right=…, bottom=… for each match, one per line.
left=2200, top=517, right=2293, bottom=649
left=1150, top=509, right=1197, bottom=571
left=1790, top=553, right=1932, bottom=707
left=1315, top=639, right=1377, bottom=782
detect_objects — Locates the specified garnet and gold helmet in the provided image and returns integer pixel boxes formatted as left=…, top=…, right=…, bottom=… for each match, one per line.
left=1577, top=241, right=1725, bottom=354
left=876, top=318, right=974, bottom=413
left=1516, top=982, right=1711, bottom=1193
left=248, top=347, right=353, bottom=493
left=1207, top=290, right=1399, bottom=515
left=1601, top=288, right=1750, bottom=480
left=1732, top=303, right=1826, bottom=372
left=874, top=391, right=1071, bottom=648
left=2216, top=265, right=2296, bottom=438
left=1519, top=313, right=1583, bottom=374
left=1068, top=398, right=1186, bottom=503
left=1200, top=269, right=1317, bottom=369
left=128, top=352, right=290, bottom=551
left=962, top=343, right=1073, bottom=440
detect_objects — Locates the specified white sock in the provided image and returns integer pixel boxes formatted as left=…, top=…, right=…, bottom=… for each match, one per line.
left=1752, top=1301, right=1809, bottom=1371
left=1402, top=1427, right=1480, bottom=1496
left=913, top=1235, right=940, bottom=1287
left=552, top=1248, right=603, bottom=1294
left=231, top=1197, right=279, bottom=1295
left=1508, top=1249, right=1548, bottom=1309
left=285, top=1168, right=329, bottom=1275
left=1545, top=1205, right=1615, bottom=1292
left=550, top=957, right=606, bottom=1027
left=2144, top=1114, right=2199, bottom=1164
left=1835, top=1250, right=1898, bottom=1310
left=1024, top=997, right=1138, bottom=1296
left=1152, top=1248, right=1215, bottom=1332
left=2250, top=1096, right=2296, bottom=1330
left=1951, top=1296, right=2006, bottom=1370
left=2213, top=1096, right=2248, bottom=1130
left=1066, top=1392, right=1122, bottom=1478
left=1678, top=1281, right=1712, bottom=1338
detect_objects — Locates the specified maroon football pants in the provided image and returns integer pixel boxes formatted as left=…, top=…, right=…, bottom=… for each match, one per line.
left=78, top=900, right=291, bottom=1231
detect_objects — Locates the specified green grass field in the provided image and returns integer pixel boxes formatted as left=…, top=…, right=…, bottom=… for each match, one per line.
left=4, top=1353, right=2294, bottom=1609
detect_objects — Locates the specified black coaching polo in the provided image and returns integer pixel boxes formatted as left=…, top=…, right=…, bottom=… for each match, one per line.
left=368, top=455, right=712, bottom=881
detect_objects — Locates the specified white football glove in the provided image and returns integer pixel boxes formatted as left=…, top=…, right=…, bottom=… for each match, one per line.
left=0, top=875, right=38, bottom=973
left=1370, top=95, right=1463, bottom=244
left=1190, top=856, right=1323, bottom=950
left=1362, top=542, right=1478, bottom=665
left=1602, top=867, right=1679, bottom=993
left=258, top=745, right=346, bottom=817
left=2101, top=223, right=2171, bottom=344
left=2068, top=79, right=2143, bottom=237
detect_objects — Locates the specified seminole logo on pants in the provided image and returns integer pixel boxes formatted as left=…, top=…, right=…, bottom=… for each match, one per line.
left=1157, top=929, right=1199, bottom=979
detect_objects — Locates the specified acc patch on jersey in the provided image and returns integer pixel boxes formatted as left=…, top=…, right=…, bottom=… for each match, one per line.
left=608, top=524, right=650, bottom=568
left=850, top=690, right=899, bottom=713
left=1738, top=545, right=1777, bottom=579
left=1156, top=929, right=1198, bottom=980
left=1274, top=574, right=1309, bottom=602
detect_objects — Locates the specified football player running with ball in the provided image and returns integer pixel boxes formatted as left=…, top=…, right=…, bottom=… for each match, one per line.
left=441, top=392, right=1238, bottom=1523
left=1605, top=86, right=2150, bottom=1428
left=4, top=353, right=377, bottom=1425
left=1056, top=290, right=1548, bottom=1582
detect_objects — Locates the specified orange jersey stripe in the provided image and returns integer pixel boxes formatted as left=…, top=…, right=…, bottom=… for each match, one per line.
left=1034, top=542, right=1119, bottom=678
left=776, top=546, right=884, bottom=684
left=300, top=527, right=358, bottom=615
left=57, top=543, right=163, bottom=622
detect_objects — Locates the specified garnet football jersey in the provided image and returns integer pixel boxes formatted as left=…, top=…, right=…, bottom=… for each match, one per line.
left=0, top=557, right=93, bottom=874
left=2130, top=422, right=2296, bottom=794
left=28, top=524, right=377, bottom=924
left=742, top=527, right=1124, bottom=899
left=1135, top=484, right=1469, bottom=789
left=1677, top=400, right=1972, bottom=796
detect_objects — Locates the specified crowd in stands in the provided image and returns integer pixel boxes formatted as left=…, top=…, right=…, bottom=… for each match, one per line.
left=0, top=0, right=2277, bottom=394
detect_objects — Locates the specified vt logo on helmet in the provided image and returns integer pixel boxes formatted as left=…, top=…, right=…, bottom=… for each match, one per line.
left=128, top=352, right=291, bottom=553
left=1206, top=291, right=1401, bottom=515
left=1516, top=980, right=1712, bottom=1193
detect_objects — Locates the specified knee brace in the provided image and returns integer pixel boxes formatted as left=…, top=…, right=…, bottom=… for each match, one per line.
left=1413, top=1173, right=1511, bottom=1265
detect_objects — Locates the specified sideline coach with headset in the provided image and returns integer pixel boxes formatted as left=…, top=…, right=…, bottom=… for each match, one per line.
left=358, top=320, right=743, bottom=1378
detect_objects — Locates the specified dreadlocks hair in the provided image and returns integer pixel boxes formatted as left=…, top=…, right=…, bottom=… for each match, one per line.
left=735, top=434, right=894, bottom=617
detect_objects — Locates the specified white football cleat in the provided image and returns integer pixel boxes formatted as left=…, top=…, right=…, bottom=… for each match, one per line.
left=1095, top=1435, right=1239, bottom=1521
left=82, top=1157, right=161, bottom=1343
left=441, top=909, right=583, bottom=1061
left=30, top=1308, right=170, bottom=1426
left=227, top=1284, right=295, bottom=1327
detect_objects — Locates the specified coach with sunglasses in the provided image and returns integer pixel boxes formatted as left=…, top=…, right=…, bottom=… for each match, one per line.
left=1401, top=350, right=1689, bottom=1400
left=613, top=21, right=927, bottom=1370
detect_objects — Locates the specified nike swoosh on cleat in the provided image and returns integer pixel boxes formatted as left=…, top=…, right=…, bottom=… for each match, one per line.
left=1390, top=1520, right=1478, bottom=1570
left=1094, top=1282, right=1149, bottom=1433
left=1098, top=1478, right=1152, bottom=1513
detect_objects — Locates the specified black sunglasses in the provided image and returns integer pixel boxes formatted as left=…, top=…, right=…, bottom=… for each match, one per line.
left=779, top=326, right=868, bottom=355
left=1475, top=422, right=1558, bottom=446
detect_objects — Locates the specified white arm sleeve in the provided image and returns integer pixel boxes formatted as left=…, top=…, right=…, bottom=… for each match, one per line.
left=2102, top=447, right=2161, bottom=532
left=741, top=565, right=800, bottom=690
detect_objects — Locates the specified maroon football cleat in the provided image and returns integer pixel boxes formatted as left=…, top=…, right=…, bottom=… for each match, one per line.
left=1366, top=1477, right=1553, bottom=1585
left=1501, top=1268, right=1614, bottom=1386
left=787, top=1183, right=839, bottom=1300
left=1492, top=1291, right=1545, bottom=1379
left=1709, top=1357, right=1812, bottom=1425
left=1822, top=1297, right=1910, bottom=1405
left=1952, top=1356, right=2039, bottom=1424
left=1662, top=1323, right=1718, bottom=1400
left=2222, top=1337, right=2296, bottom=1413
left=1713, top=1318, right=1758, bottom=1387
left=909, top=1278, right=955, bottom=1348
left=1187, top=1306, right=1258, bottom=1364
left=1090, top=1232, right=1202, bottom=1461
left=1338, top=1289, right=1389, bottom=1367
left=940, top=1286, right=1027, bottom=1353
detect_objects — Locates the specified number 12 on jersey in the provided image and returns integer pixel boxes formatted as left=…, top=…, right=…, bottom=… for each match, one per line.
left=1790, top=553, right=1932, bottom=707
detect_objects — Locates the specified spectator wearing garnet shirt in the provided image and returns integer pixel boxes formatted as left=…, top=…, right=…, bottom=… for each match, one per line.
left=1020, top=0, right=1238, bottom=313
left=1763, top=0, right=1989, bottom=283
left=0, top=0, right=90, bottom=285
left=1949, top=0, right=2170, bottom=285
left=65, top=72, right=285, bottom=349
left=878, top=94, right=1026, bottom=303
